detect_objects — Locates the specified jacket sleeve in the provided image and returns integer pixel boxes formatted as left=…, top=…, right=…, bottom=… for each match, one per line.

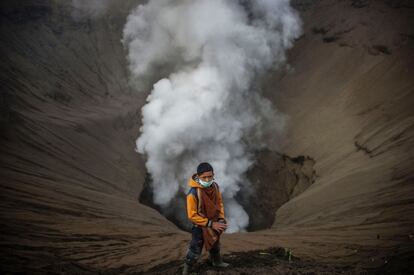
left=187, top=192, right=209, bottom=227
left=217, top=188, right=225, bottom=220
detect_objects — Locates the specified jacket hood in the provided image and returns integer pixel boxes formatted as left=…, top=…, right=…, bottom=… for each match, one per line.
left=188, top=173, right=202, bottom=188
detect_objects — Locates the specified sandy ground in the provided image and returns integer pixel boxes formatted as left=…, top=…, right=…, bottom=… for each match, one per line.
left=0, top=0, right=413, bottom=274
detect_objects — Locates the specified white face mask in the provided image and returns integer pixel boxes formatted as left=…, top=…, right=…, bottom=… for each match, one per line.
left=198, top=177, right=213, bottom=188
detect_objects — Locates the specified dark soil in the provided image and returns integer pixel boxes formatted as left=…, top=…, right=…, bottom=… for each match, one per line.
left=144, top=247, right=370, bottom=275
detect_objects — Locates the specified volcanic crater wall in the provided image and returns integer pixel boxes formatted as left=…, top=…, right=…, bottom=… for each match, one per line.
left=1, top=0, right=414, bottom=273
left=0, top=0, right=309, bottom=271
left=140, top=150, right=316, bottom=232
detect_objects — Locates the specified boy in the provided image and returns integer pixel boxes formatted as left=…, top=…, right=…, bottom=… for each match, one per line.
left=182, top=162, right=229, bottom=274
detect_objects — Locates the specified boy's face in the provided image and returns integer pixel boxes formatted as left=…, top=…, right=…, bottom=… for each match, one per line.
left=198, top=170, right=214, bottom=181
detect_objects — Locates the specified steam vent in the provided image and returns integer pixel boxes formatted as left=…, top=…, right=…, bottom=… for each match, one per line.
left=1, top=0, right=413, bottom=274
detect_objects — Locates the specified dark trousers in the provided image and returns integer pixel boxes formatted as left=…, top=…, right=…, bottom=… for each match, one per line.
left=185, top=225, right=220, bottom=265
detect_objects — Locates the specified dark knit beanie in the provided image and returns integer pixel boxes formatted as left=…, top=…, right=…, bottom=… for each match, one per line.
left=197, top=162, right=214, bottom=175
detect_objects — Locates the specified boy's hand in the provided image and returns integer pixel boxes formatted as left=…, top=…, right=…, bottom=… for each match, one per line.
left=212, top=221, right=227, bottom=233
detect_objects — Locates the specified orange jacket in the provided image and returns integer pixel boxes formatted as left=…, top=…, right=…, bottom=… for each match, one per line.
left=186, top=173, right=225, bottom=227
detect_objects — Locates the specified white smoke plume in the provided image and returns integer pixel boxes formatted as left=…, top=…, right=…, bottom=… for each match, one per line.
left=122, top=0, right=301, bottom=232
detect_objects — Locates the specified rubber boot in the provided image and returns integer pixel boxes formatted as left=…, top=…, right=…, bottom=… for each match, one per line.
left=209, top=251, right=230, bottom=268
left=182, top=262, right=191, bottom=275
